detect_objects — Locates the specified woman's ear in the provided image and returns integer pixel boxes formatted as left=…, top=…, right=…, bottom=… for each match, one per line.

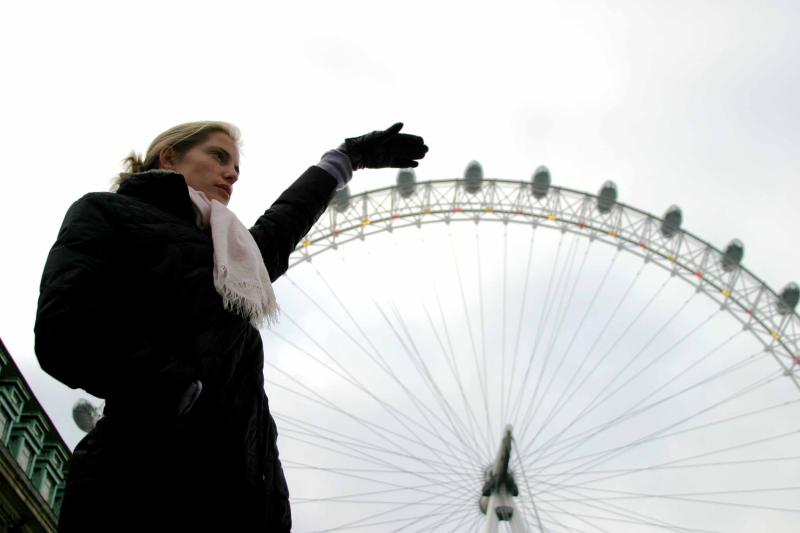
left=159, top=147, right=178, bottom=170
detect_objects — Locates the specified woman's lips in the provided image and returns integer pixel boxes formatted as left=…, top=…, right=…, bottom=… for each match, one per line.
left=215, top=184, right=232, bottom=198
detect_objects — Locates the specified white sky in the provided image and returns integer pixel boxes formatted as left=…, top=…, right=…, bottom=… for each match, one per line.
left=1, top=0, right=799, bottom=530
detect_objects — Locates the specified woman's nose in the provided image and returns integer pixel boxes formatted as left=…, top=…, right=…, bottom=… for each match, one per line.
left=224, top=168, right=239, bottom=184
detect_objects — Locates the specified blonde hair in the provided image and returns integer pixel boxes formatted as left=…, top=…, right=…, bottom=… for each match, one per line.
left=113, top=121, right=241, bottom=188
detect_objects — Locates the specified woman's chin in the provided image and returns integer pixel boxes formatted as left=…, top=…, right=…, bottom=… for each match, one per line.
left=209, top=190, right=230, bottom=205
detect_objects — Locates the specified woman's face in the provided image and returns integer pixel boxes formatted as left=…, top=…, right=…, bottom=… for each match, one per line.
left=162, top=131, right=240, bottom=205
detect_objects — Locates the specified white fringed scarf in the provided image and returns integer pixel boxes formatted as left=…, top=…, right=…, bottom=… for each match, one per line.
left=187, top=187, right=279, bottom=328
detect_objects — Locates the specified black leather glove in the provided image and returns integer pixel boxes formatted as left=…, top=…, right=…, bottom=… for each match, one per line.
left=339, top=122, right=428, bottom=170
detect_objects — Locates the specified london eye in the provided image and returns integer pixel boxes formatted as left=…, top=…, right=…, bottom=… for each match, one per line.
left=267, top=163, right=800, bottom=532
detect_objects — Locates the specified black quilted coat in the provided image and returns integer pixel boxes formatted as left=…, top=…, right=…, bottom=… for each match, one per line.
left=34, top=168, right=337, bottom=532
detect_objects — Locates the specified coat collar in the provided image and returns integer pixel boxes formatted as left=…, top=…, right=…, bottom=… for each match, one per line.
left=117, top=170, right=196, bottom=224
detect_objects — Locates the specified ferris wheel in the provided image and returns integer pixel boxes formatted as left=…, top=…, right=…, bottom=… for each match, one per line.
left=267, top=163, right=800, bottom=533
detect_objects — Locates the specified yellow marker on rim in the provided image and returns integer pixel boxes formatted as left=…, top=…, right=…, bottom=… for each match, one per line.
left=362, top=220, right=371, bottom=226
left=722, top=289, right=730, bottom=297
left=303, top=240, right=311, bottom=248
left=484, top=207, right=493, bottom=213
left=547, top=215, right=557, bottom=221
left=771, top=331, right=781, bottom=340
left=608, top=230, right=618, bottom=237
left=423, top=209, right=432, bottom=215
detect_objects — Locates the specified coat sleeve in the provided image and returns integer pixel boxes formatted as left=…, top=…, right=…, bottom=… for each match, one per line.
left=34, top=195, right=199, bottom=410
left=249, top=166, right=338, bottom=281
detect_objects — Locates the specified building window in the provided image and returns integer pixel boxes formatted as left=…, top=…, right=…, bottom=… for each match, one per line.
left=17, top=443, right=31, bottom=474
left=40, top=474, right=54, bottom=504
left=0, top=410, right=7, bottom=443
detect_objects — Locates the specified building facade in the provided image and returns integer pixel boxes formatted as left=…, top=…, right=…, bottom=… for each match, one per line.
left=0, top=337, right=69, bottom=532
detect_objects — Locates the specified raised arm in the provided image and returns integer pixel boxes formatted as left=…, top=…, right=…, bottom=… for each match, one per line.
left=250, top=123, right=428, bottom=281
left=249, top=167, right=338, bottom=281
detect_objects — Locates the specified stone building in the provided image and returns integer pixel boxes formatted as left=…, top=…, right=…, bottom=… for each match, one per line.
left=0, top=337, right=69, bottom=532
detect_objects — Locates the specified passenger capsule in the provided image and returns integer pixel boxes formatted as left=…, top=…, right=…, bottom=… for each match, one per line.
left=332, top=186, right=351, bottom=213
left=777, top=282, right=799, bottom=315
left=396, top=169, right=416, bottom=198
left=463, top=161, right=483, bottom=194
left=479, top=495, right=489, bottom=514
left=532, top=165, right=551, bottom=199
left=72, top=399, right=101, bottom=433
left=597, top=181, right=618, bottom=214
left=661, top=205, right=683, bottom=238
left=721, top=239, right=744, bottom=272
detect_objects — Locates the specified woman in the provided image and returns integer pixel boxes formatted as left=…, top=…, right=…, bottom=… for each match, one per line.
left=34, top=121, right=428, bottom=532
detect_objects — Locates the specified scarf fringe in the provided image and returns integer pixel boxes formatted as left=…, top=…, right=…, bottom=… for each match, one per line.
left=215, top=273, right=280, bottom=329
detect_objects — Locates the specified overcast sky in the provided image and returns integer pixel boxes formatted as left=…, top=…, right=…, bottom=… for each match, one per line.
left=1, top=0, right=798, bottom=530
